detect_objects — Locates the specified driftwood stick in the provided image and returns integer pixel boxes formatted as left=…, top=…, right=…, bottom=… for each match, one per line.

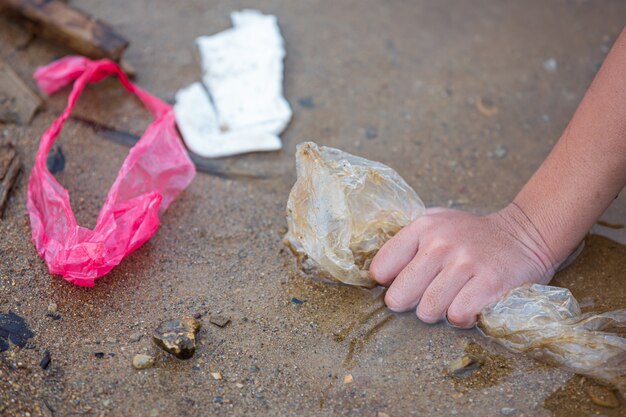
left=0, top=0, right=129, bottom=60
left=69, top=116, right=269, bottom=180
left=0, top=146, right=22, bottom=218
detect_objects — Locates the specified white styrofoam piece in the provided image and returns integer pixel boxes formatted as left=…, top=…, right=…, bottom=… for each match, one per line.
left=174, top=82, right=282, bottom=159
left=174, top=9, right=291, bottom=158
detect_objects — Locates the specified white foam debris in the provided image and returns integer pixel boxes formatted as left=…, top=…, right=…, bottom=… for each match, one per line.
left=174, top=10, right=291, bottom=158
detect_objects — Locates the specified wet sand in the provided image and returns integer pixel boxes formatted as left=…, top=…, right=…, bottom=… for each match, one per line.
left=1, top=1, right=625, bottom=416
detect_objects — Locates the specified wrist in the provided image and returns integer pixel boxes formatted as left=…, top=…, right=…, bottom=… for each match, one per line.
left=492, top=202, right=561, bottom=277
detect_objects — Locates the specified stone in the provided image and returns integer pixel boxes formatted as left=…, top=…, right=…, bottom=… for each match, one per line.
left=448, top=354, right=482, bottom=377
left=153, top=316, right=201, bottom=359
left=587, top=385, right=620, bottom=409
left=39, top=351, right=51, bottom=370
left=129, top=332, right=143, bottom=343
left=543, top=57, right=558, bottom=73
left=343, top=374, right=353, bottom=384
left=132, top=354, right=155, bottom=369
left=494, top=144, right=508, bottom=159
left=298, top=97, right=314, bottom=108
left=209, top=315, right=231, bottom=328
left=47, top=303, right=58, bottom=315
left=210, top=371, right=222, bottom=380
left=500, top=407, right=516, bottom=416
left=46, top=144, right=65, bottom=174
left=475, top=96, right=498, bottom=117
left=365, top=126, right=378, bottom=140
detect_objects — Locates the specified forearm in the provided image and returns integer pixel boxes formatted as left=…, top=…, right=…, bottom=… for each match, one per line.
left=511, top=27, right=626, bottom=263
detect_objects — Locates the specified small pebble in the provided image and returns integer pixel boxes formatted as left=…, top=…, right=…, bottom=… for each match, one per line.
left=543, top=57, right=558, bottom=73
left=101, top=399, right=111, bottom=408
left=149, top=409, right=159, bottom=417
left=47, top=303, right=57, bottom=315
left=250, top=365, right=259, bottom=373
left=39, top=351, right=51, bottom=370
left=377, top=412, right=391, bottom=417
left=494, top=144, right=508, bottom=159
left=291, top=297, right=303, bottom=305
left=132, top=354, right=155, bottom=370
left=94, top=352, right=105, bottom=359
left=209, top=315, right=231, bottom=328
left=476, top=96, right=498, bottom=117
left=365, top=126, right=378, bottom=139
left=210, top=371, right=223, bottom=380
left=236, top=383, right=244, bottom=388
left=213, top=396, right=223, bottom=404
left=343, top=374, right=353, bottom=384
left=448, top=354, right=482, bottom=377
left=129, top=332, right=142, bottom=343
left=501, top=407, right=516, bottom=416
left=298, top=97, right=314, bottom=108
left=153, top=316, right=201, bottom=359
left=46, top=144, right=65, bottom=174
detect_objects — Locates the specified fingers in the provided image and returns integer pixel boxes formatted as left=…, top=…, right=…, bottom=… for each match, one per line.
left=416, top=267, right=473, bottom=324
left=370, top=220, right=421, bottom=286
left=447, top=274, right=506, bottom=328
left=370, top=209, right=450, bottom=286
left=384, top=250, right=442, bottom=312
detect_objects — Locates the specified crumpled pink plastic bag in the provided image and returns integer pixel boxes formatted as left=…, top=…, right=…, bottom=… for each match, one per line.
left=27, top=56, right=196, bottom=286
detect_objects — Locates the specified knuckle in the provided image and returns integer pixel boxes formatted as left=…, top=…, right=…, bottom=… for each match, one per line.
left=412, top=215, right=436, bottom=232
left=425, top=238, right=450, bottom=255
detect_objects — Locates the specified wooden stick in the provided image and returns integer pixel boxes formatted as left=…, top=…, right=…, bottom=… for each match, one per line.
left=0, top=0, right=128, bottom=60
left=69, top=115, right=269, bottom=180
left=0, top=146, right=22, bottom=218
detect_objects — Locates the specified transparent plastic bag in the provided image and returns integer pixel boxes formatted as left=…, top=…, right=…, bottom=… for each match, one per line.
left=27, top=56, right=196, bottom=286
left=283, top=142, right=425, bottom=287
left=479, top=284, right=626, bottom=391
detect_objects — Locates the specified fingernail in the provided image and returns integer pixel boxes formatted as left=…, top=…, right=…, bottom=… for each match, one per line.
left=445, top=315, right=474, bottom=329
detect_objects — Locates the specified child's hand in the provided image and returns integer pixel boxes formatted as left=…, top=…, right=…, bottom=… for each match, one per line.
left=369, top=204, right=559, bottom=328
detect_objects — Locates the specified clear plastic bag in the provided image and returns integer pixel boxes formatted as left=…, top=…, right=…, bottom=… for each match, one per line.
left=479, top=284, right=626, bottom=391
left=27, top=56, right=196, bottom=286
left=283, top=142, right=425, bottom=287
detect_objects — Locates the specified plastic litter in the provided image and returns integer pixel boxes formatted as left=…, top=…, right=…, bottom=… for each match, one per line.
left=27, top=56, right=196, bottom=287
left=174, top=9, right=291, bottom=158
left=479, top=284, right=626, bottom=391
left=283, top=142, right=425, bottom=287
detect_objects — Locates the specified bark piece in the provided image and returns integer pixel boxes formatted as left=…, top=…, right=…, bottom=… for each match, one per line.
left=0, top=59, right=42, bottom=125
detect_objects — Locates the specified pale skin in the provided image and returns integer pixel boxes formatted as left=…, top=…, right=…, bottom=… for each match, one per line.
left=370, top=27, right=626, bottom=328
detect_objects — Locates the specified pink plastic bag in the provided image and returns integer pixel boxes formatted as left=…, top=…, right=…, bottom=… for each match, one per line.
left=27, top=56, right=196, bottom=286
